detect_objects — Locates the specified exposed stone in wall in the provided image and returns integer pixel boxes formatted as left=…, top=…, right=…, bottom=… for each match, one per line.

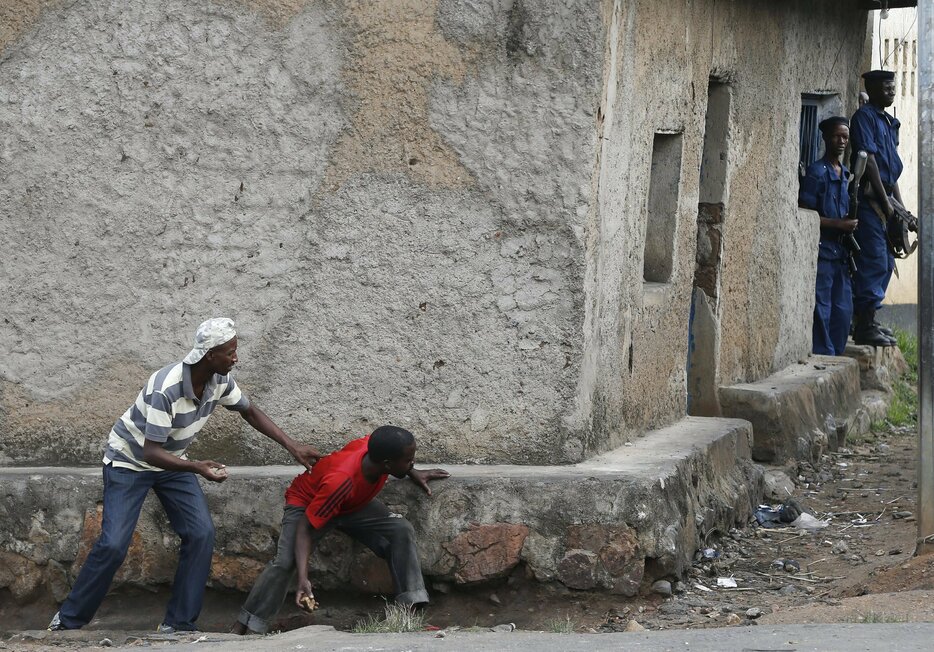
left=694, top=203, right=723, bottom=301
left=0, top=418, right=761, bottom=598
left=441, top=522, right=529, bottom=584
left=0, top=550, right=43, bottom=600
left=210, top=553, right=267, bottom=593
left=556, top=525, right=643, bottom=596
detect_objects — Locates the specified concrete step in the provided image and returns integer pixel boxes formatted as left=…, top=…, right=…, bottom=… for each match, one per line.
left=0, top=417, right=760, bottom=601
left=719, top=356, right=860, bottom=464
left=842, top=342, right=909, bottom=394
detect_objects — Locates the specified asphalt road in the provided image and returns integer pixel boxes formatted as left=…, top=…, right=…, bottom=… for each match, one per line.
left=20, top=623, right=934, bottom=652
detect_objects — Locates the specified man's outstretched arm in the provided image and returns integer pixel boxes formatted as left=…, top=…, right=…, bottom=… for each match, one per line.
left=294, top=518, right=316, bottom=606
left=238, top=404, right=322, bottom=470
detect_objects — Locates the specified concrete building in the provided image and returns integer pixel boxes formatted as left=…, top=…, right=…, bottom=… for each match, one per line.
left=5, top=0, right=919, bottom=611
left=0, top=1, right=879, bottom=467
left=869, top=7, right=920, bottom=312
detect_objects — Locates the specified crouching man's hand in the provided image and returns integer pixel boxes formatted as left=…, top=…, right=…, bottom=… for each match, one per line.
left=295, top=577, right=316, bottom=611
left=408, top=468, right=450, bottom=496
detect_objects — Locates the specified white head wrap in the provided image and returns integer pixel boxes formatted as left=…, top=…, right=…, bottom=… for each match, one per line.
left=183, top=318, right=237, bottom=365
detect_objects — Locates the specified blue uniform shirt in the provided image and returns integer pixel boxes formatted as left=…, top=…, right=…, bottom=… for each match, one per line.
left=799, top=158, right=850, bottom=261
left=799, top=159, right=849, bottom=219
left=849, top=103, right=903, bottom=189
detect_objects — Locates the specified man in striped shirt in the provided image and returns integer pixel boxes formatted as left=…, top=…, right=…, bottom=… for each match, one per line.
left=48, top=318, right=321, bottom=634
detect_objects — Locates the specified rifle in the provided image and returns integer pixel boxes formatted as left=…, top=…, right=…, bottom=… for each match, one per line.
left=888, top=196, right=919, bottom=257
left=860, top=166, right=919, bottom=258
left=842, top=150, right=867, bottom=275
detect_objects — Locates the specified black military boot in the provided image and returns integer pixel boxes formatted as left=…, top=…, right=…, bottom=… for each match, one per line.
left=853, top=310, right=895, bottom=347
left=872, top=317, right=895, bottom=339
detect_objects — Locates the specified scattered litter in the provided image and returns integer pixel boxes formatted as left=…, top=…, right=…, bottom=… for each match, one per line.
left=783, top=559, right=801, bottom=573
left=489, top=623, right=515, bottom=632
left=717, top=577, right=737, bottom=588
left=790, top=512, right=829, bottom=531
left=694, top=583, right=713, bottom=592
left=755, top=499, right=803, bottom=528
left=771, top=558, right=800, bottom=573
left=701, top=547, right=720, bottom=560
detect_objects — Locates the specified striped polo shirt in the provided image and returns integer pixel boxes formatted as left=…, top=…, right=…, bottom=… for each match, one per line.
left=103, top=361, right=250, bottom=471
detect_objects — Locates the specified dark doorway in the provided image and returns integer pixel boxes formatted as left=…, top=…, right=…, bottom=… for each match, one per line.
left=687, top=79, right=730, bottom=417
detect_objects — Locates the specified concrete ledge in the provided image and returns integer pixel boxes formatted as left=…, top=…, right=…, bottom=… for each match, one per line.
left=0, top=417, right=760, bottom=601
left=842, top=343, right=909, bottom=394
left=718, top=356, right=860, bottom=464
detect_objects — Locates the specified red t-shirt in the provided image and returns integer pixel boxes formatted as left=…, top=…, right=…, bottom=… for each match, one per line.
left=285, top=435, right=387, bottom=529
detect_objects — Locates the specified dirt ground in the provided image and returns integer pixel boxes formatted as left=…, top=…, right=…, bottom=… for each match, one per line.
left=3, top=420, right=933, bottom=648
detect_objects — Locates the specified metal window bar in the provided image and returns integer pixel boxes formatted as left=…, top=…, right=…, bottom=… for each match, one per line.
left=799, top=102, right=821, bottom=174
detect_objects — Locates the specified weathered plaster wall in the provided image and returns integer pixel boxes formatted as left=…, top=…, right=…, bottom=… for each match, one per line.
left=578, top=0, right=868, bottom=447
left=0, top=0, right=869, bottom=466
left=0, top=0, right=599, bottom=465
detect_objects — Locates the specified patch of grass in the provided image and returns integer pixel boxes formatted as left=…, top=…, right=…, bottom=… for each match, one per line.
left=545, top=615, right=577, bottom=634
left=853, top=611, right=903, bottom=624
left=894, top=327, right=918, bottom=381
left=351, top=602, right=424, bottom=634
left=887, top=377, right=917, bottom=427
left=874, top=328, right=918, bottom=428
left=866, top=421, right=886, bottom=436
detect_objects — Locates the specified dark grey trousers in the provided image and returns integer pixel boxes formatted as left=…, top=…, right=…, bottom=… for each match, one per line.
left=237, top=500, right=429, bottom=633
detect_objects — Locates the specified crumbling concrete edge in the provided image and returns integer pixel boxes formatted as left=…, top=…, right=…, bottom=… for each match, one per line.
left=0, top=418, right=760, bottom=600
left=719, top=356, right=861, bottom=465
left=719, top=346, right=910, bottom=467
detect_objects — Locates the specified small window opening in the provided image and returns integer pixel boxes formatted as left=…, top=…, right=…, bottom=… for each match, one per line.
left=643, top=132, right=683, bottom=284
left=798, top=93, right=842, bottom=176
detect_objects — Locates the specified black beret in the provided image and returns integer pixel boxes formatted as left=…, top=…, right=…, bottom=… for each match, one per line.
left=862, top=69, right=896, bottom=81
left=819, top=116, right=849, bottom=133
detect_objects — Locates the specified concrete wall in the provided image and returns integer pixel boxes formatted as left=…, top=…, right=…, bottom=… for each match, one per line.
left=0, top=0, right=869, bottom=466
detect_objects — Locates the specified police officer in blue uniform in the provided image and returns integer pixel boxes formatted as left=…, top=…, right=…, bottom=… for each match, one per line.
left=799, top=116, right=856, bottom=355
left=848, top=69, right=902, bottom=347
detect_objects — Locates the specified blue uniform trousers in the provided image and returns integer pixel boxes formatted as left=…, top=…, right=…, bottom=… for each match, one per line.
left=58, top=464, right=215, bottom=630
left=813, top=241, right=852, bottom=356
left=852, top=202, right=894, bottom=313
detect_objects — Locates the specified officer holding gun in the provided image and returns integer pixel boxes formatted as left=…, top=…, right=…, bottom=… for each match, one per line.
left=848, top=69, right=903, bottom=347
left=799, top=116, right=857, bottom=356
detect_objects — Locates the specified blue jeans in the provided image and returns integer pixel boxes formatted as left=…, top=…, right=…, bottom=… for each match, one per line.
left=58, top=464, right=215, bottom=630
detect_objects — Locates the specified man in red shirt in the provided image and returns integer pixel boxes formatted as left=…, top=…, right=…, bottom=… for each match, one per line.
left=233, top=425, right=449, bottom=634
